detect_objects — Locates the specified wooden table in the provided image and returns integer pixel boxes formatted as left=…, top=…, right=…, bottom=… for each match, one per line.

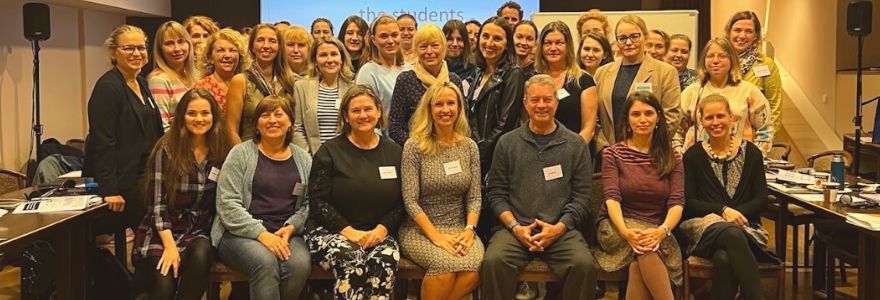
left=768, top=180, right=880, bottom=298
left=0, top=187, right=106, bottom=299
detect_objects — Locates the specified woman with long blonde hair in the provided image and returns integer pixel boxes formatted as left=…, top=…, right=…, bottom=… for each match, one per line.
left=149, top=21, right=197, bottom=131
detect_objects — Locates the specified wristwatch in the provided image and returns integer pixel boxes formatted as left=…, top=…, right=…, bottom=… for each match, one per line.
left=506, top=221, right=519, bottom=231
left=659, top=225, right=672, bottom=237
left=465, top=224, right=477, bottom=232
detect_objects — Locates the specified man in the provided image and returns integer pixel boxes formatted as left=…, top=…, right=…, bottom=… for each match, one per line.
left=481, top=74, right=597, bottom=300
left=497, top=1, right=523, bottom=27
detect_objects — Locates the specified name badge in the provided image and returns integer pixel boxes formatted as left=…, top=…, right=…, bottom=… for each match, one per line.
left=634, top=82, right=653, bottom=93
left=379, top=166, right=398, bottom=179
left=556, top=88, right=570, bottom=99
left=443, top=160, right=463, bottom=175
left=753, top=65, right=771, bottom=78
left=292, top=182, right=305, bottom=197
left=543, top=165, right=563, bottom=181
left=208, top=167, right=220, bottom=181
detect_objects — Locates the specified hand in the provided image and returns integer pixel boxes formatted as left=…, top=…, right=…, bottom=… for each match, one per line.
left=358, top=225, right=388, bottom=249
left=156, top=245, right=180, bottom=278
left=511, top=221, right=538, bottom=250
left=274, top=225, right=295, bottom=243
left=429, top=232, right=460, bottom=256
left=105, top=195, right=125, bottom=212
left=722, top=207, right=749, bottom=226
left=453, top=228, right=476, bottom=256
left=637, top=227, right=667, bottom=251
left=621, top=228, right=651, bottom=254
left=257, top=231, right=290, bottom=261
left=530, top=220, right=567, bottom=251
left=340, top=226, right=366, bottom=244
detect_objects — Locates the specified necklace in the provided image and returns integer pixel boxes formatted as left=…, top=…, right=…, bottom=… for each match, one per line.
left=706, top=139, right=734, bottom=160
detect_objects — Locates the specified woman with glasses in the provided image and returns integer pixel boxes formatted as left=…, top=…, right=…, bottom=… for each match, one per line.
left=594, top=15, right=681, bottom=152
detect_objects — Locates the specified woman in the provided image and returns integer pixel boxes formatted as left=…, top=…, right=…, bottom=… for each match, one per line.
left=679, top=38, right=773, bottom=153
left=665, top=34, right=697, bottom=91
left=305, top=85, right=404, bottom=299
left=645, top=29, right=669, bottom=61
left=388, top=24, right=464, bottom=145
left=512, top=20, right=538, bottom=77
left=578, top=32, right=614, bottom=76
left=183, top=15, right=219, bottom=50
left=194, top=28, right=250, bottom=114
left=84, top=24, right=162, bottom=240
left=535, top=21, right=599, bottom=146
left=400, top=82, right=482, bottom=300
left=594, top=15, right=681, bottom=151
left=311, top=18, right=333, bottom=39
left=133, top=88, right=232, bottom=300
left=212, top=96, right=313, bottom=299
left=681, top=95, right=777, bottom=300
left=442, top=19, right=476, bottom=83
left=577, top=9, right=612, bottom=41
left=292, top=36, right=355, bottom=155
left=338, top=16, right=370, bottom=73
left=356, top=15, right=405, bottom=118
left=226, top=24, right=295, bottom=143
left=596, top=92, right=684, bottom=300
left=465, top=20, right=481, bottom=60
left=398, top=14, right=418, bottom=65
left=149, top=21, right=196, bottom=132
left=467, top=16, right=527, bottom=178
left=726, top=11, right=783, bottom=132
left=284, top=26, right=314, bottom=80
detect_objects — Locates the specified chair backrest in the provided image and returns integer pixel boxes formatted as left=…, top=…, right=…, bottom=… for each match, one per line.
left=767, top=143, right=791, bottom=161
left=807, top=150, right=852, bottom=173
left=0, top=168, right=27, bottom=195
left=66, top=138, right=85, bottom=154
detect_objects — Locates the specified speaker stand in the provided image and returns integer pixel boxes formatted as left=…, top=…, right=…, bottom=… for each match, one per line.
left=30, top=39, right=43, bottom=162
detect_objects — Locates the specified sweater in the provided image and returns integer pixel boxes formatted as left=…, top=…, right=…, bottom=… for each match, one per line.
left=599, top=143, right=685, bottom=225
left=147, top=71, right=190, bottom=132
left=210, top=140, right=312, bottom=246
left=486, top=120, right=593, bottom=230
left=679, top=81, right=774, bottom=153
left=388, top=70, right=464, bottom=145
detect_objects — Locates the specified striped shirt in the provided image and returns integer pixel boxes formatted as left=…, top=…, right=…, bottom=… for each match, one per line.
left=148, top=72, right=190, bottom=132
left=317, top=85, right=339, bottom=143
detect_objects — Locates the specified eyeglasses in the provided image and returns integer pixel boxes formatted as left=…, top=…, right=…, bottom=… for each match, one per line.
left=116, top=45, right=148, bottom=54
left=616, top=33, right=642, bottom=44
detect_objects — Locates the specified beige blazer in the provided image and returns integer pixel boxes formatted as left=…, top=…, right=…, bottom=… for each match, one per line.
left=593, top=56, right=682, bottom=150
left=292, top=77, right=353, bottom=155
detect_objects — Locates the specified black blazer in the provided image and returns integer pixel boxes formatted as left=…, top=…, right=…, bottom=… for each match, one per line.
left=466, top=63, right=526, bottom=177
left=83, top=68, right=163, bottom=196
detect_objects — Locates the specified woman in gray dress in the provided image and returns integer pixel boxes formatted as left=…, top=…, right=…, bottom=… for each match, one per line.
left=399, top=81, right=483, bottom=300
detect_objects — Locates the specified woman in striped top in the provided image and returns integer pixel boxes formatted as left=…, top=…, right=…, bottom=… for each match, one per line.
left=148, top=21, right=197, bottom=132
left=292, top=36, right=355, bottom=155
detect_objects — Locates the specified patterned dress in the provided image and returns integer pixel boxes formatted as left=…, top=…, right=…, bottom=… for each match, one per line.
left=398, top=138, right=483, bottom=275
left=193, top=75, right=228, bottom=113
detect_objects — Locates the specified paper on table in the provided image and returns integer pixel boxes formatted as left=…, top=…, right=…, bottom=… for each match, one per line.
left=0, top=209, right=7, bottom=218
left=847, top=213, right=880, bottom=231
left=768, top=182, right=810, bottom=193
left=58, top=171, right=82, bottom=179
left=861, top=137, right=873, bottom=143
left=791, top=194, right=828, bottom=202
left=12, top=195, right=98, bottom=214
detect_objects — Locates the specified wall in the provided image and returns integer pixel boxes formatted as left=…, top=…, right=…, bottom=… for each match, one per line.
left=837, top=0, right=879, bottom=70
left=710, top=0, right=766, bottom=39
left=835, top=72, right=880, bottom=137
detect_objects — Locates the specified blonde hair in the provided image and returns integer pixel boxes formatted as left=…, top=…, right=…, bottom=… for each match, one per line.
left=283, top=25, right=314, bottom=77
left=183, top=15, right=219, bottom=36
left=249, top=24, right=295, bottom=93
left=409, top=82, right=470, bottom=156
left=310, top=36, right=355, bottom=82
left=198, top=28, right=251, bottom=77
left=576, top=9, right=612, bottom=40
left=696, top=37, right=742, bottom=87
left=368, top=15, right=404, bottom=66
left=413, top=24, right=447, bottom=61
left=535, top=21, right=583, bottom=87
left=615, top=15, right=649, bottom=37
left=104, top=25, right=147, bottom=65
left=151, top=21, right=196, bottom=86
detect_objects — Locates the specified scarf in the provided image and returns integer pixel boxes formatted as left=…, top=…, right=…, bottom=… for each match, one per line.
left=414, top=60, right=450, bottom=87
left=245, top=64, right=275, bottom=97
left=738, top=44, right=759, bottom=75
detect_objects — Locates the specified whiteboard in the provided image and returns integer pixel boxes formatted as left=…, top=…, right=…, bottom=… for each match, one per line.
left=531, top=10, right=699, bottom=69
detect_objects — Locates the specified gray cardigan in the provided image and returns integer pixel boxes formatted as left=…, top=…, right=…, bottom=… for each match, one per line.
left=486, top=120, right=593, bottom=231
left=210, top=140, right=313, bottom=246
left=291, top=76, right=353, bottom=155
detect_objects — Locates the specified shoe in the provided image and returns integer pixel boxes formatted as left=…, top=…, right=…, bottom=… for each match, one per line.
left=516, top=282, right=537, bottom=300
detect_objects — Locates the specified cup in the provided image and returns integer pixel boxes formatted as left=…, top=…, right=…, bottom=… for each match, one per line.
left=823, top=186, right=838, bottom=204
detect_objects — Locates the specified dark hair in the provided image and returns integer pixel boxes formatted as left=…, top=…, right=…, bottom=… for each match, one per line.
left=514, top=20, right=538, bottom=37
left=649, top=29, right=670, bottom=50
left=725, top=11, right=762, bottom=46
left=615, top=91, right=675, bottom=178
left=465, top=19, right=481, bottom=28
left=442, top=19, right=474, bottom=66
left=497, top=1, right=523, bottom=19
left=144, top=88, right=233, bottom=207
left=578, top=32, right=614, bottom=69
left=338, top=15, right=371, bottom=65
left=475, top=16, right=515, bottom=70
left=274, top=21, right=291, bottom=26
left=669, top=33, right=692, bottom=51
left=252, top=96, right=295, bottom=145
left=397, top=13, right=418, bottom=28
left=311, top=18, right=334, bottom=33
left=239, top=26, right=252, bottom=35
left=248, top=24, right=295, bottom=93
left=338, top=84, right=387, bottom=133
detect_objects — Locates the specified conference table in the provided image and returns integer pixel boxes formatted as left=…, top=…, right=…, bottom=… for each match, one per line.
left=0, top=186, right=107, bottom=300
left=768, top=176, right=880, bottom=299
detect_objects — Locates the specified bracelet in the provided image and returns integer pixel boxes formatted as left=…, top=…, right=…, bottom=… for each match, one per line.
left=465, top=224, right=476, bottom=232
left=506, top=221, right=519, bottom=231
left=659, top=225, right=672, bottom=237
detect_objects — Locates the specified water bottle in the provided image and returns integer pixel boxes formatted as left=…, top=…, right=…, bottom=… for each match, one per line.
left=831, top=154, right=845, bottom=191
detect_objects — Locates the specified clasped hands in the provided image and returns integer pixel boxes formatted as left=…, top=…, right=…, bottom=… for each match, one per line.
left=257, top=225, right=295, bottom=261
left=621, top=226, right=667, bottom=255
left=512, top=219, right=566, bottom=252
left=428, top=227, right=476, bottom=257
left=341, top=225, right=388, bottom=249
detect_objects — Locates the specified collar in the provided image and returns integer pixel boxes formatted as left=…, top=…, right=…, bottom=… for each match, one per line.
left=517, top=120, right=568, bottom=148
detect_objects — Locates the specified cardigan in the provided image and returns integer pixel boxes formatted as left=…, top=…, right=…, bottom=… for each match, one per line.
left=291, top=76, right=353, bottom=155
left=678, top=81, right=774, bottom=153
left=210, top=140, right=312, bottom=246
left=742, top=53, right=783, bottom=131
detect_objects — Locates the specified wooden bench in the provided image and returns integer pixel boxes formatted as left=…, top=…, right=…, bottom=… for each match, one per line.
left=683, top=256, right=785, bottom=300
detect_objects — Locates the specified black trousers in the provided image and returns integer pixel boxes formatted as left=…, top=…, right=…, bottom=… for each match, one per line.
left=132, top=238, right=215, bottom=300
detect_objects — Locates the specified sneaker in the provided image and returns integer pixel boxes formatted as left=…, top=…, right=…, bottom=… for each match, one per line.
left=516, top=282, right=537, bottom=300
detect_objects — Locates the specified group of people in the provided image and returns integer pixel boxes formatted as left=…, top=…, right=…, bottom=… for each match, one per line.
left=79, top=1, right=785, bottom=299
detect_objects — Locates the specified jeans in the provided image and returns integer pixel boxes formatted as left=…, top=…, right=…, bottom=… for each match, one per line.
left=217, top=232, right=311, bottom=300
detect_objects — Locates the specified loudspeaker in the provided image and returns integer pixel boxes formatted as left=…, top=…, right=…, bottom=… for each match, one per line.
left=847, top=0, right=873, bottom=36
left=23, top=3, right=50, bottom=41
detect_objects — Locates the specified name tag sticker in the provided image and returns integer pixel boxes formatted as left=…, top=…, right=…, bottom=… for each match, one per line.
left=292, top=182, right=305, bottom=197
left=379, top=166, right=398, bottom=179
left=443, top=160, right=463, bottom=175
left=753, top=65, right=771, bottom=77
left=543, top=165, right=563, bottom=181
left=635, top=82, right=653, bottom=93
left=208, top=167, right=220, bottom=181
left=556, top=88, right=570, bottom=99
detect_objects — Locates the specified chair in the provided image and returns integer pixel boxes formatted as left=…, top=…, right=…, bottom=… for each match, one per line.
left=761, top=200, right=815, bottom=291
left=65, top=138, right=85, bottom=154
left=767, top=143, right=792, bottom=161
left=807, top=150, right=853, bottom=173
left=813, top=220, right=858, bottom=300
left=0, top=168, right=27, bottom=194
left=683, top=256, right=785, bottom=300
